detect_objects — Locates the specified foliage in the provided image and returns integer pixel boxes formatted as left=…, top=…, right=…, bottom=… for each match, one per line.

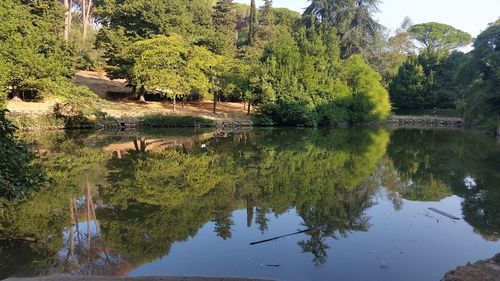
left=0, top=110, right=48, bottom=202
left=212, top=0, right=237, bottom=55
left=389, top=55, right=430, bottom=109
left=260, top=26, right=390, bottom=126
left=460, top=25, right=500, bottom=130
left=0, top=0, right=76, bottom=100
left=130, top=34, right=224, bottom=102
left=138, top=115, right=214, bottom=128
left=7, top=113, right=65, bottom=131
left=304, top=0, right=384, bottom=63
left=409, top=22, right=472, bottom=53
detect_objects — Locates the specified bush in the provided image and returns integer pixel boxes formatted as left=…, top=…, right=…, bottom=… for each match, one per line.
left=0, top=110, right=49, bottom=201
left=8, top=113, right=65, bottom=131
left=260, top=99, right=319, bottom=127
left=139, top=115, right=214, bottom=127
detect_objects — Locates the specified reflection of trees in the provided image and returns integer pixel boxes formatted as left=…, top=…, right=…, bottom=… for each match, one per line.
left=8, top=127, right=500, bottom=275
left=386, top=129, right=500, bottom=240
left=98, top=128, right=390, bottom=266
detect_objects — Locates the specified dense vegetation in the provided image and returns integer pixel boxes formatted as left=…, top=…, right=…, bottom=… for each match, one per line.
left=388, top=20, right=500, bottom=130
left=0, top=0, right=498, bottom=129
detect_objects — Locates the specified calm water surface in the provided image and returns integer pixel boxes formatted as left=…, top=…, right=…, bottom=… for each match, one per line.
left=1, top=127, right=500, bottom=281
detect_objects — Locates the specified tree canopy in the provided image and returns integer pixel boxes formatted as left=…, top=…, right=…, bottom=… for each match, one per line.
left=408, top=22, right=472, bottom=53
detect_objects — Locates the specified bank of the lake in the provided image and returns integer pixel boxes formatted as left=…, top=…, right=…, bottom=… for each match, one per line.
left=442, top=253, right=500, bottom=281
left=6, top=277, right=273, bottom=281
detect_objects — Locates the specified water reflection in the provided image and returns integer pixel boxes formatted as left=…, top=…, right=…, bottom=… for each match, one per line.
left=1, top=127, right=499, bottom=280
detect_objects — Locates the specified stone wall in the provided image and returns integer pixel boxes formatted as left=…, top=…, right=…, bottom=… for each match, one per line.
left=385, top=116, right=464, bottom=128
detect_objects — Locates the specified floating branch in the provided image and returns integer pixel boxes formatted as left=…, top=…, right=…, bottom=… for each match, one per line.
left=250, top=228, right=316, bottom=246
left=428, top=207, right=461, bottom=220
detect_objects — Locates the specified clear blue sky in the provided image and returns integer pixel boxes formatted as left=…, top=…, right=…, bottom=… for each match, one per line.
left=235, top=0, right=500, bottom=37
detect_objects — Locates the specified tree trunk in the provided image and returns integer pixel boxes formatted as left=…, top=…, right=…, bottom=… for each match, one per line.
left=140, top=137, right=146, bottom=152
left=63, top=0, right=70, bottom=42
left=82, top=0, right=92, bottom=46
left=247, top=101, right=251, bottom=115
left=69, top=199, right=75, bottom=258
left=173, top=96, right=176, bottom=111
left=243, top=102, right=246, bottom=111
left=133, top=138, right=140, bottom=151
left=82, top=0, right=87, bottom=45
left=138, top=86, right=146, bottom=103
left=86, top=183, right=91, bottom=247
left=11, top=85, right=20, bottom=100
left=213, top=92, right=217, bottom=114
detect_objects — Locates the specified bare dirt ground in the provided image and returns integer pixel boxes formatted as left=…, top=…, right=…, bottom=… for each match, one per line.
left=7, top=71, right=253, bottom=120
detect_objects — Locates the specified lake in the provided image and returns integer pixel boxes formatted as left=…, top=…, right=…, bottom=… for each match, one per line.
left=1, top=127, right=499, bottom=281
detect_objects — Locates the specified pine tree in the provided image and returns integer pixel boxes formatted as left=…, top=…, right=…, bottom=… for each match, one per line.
left=257, top=0, right=274, bottom=42
left=248, top=0, right=257, bottom=45
left=213, top=0, right=237, bottom=54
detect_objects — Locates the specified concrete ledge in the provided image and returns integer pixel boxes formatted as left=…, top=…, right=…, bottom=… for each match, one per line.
left=6, top=276, right=274, bottom=281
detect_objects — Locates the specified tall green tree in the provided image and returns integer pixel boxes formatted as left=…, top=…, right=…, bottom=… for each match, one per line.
left=130, top=34, right=223, bottom=107
left=212, top=0, right=237, bottom=55
left=304, top=0, right=384, bottom=60
left=247, top=0, right=257, bottom=45
left=389, top=55, right=430, bottom=110
left=461, top=24, right=500, bottom=130
left=257, top=0, right=274, bottom=42
left=408, top=22, right=472, bottom=53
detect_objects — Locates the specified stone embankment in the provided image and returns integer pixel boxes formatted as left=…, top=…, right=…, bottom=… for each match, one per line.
left=214, top=119, right=253, bottom=128
left=442, top=253, right=500, bottom=281
left=386, top=115, right=464, bottom=127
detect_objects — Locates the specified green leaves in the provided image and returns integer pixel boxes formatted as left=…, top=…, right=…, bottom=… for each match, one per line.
left=0, top=110, right=49, bottom=202
left=461, top=25, right=500, bottom=130
left=409, top=22, right=472, bottom=53
left=260, top=27, right=391, bottom=126
left=130, top=34, right=224, bottom=100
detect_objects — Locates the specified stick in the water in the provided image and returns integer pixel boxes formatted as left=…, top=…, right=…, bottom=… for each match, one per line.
left=428, top=207, right=461, bottom=220
left=250, top=228, right=316, bottom=246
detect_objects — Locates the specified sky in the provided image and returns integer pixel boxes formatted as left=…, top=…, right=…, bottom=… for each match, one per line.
left=234, top=0, right=500, bottom=37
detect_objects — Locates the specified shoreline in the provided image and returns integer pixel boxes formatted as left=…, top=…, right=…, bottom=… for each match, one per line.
left=6, top=277, right=273, bottom=281
left=442, top=253, right=500, bottom=281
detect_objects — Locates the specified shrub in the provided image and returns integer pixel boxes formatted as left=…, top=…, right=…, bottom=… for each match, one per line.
left=139, top=115, right=214, bottom=127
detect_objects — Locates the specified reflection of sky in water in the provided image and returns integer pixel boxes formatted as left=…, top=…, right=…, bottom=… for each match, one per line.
left=129, top=192, right=500, bottom=281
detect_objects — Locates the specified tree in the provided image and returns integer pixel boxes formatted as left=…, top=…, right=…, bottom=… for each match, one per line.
left=304, top=0, right=384, bottom=60
left=95, top=0, right=212, bottom=39
left=389, top=55, right=429, bottom=110
left=257, top=0, right=274, bottom=42
left=75, top=0, right=93, bottom=44
left=408, top=22, right=472, bottom=53
left=0, top=0, right=76, bottom=100
left=62, top=0, right=73, bottom=42
left=212, top=0, right=237, bottom=55
left=260, top=25, right=390, bottom=126
left=461, top=25, right=500, bottom=130
left=389, top=22, right=473, bottom=110
left=343, top=55, right=391, bottom=121
left=131, top=34, right=223, bottom=108
left=248, top=0, right=257, bottom=45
